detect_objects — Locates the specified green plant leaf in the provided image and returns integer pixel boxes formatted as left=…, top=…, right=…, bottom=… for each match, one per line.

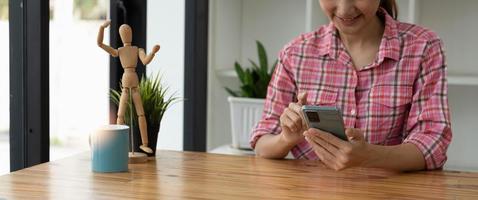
left=243, top=70, right=253, bottom=86
left=224, top=40, right=276, bottom=99
left=249, top=59, right=260, bottom=70
left=241, top=85, right=255, bottom=98
left=224, top=87, right=239, bottom=97
left=256, top=40, right=268, bottom=73
left=234, top=61, right=246, bottom=84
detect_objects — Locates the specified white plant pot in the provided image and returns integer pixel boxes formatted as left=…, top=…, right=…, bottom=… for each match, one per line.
left=228, top=96, right=265, bottom=150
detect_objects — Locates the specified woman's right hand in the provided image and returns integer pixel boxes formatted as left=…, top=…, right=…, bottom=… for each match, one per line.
left=279, top=92, right=308, bottom=145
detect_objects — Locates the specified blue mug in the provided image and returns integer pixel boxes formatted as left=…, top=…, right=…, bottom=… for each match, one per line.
left=91, top=125, right=129, bottom=173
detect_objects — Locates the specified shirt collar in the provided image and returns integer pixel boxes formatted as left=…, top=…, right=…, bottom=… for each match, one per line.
left=377, top=8, right=400, bottom=62
left=321, top=8, right=400, bottom=63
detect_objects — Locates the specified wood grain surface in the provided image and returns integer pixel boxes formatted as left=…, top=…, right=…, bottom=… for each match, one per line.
left=0, top=151, right=477, bottom=199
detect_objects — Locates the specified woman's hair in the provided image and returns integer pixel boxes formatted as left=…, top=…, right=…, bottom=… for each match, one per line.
left=380, top=0, right=398, bottom=20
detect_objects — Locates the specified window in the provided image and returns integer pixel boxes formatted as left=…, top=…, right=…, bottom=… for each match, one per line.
left=49, top=0, right=110, bottom=160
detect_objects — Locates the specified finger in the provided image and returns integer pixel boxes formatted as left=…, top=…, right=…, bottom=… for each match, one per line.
left=312, top=129, right=354, bottom=158
left=280, top=124, right=292, bottom=133
left=304, top=130, right=337, bottom=159
left=286, top=111, right=303, bottom=132
left=288, top=102, right=302, bottom=114
left=286, top=107, right=303, bottom=129
left=288, top=103, right=304, bottom=123
left=284, top=115, right=299, bottom=132
left=305, top=136, right=337, bottom=169
left=281, top=111, right=299, bottom=132
left=288, top=103, right=308, bottom=130
left=315, top=149, right=340, bottom=170
left=312, top=128, right=348, bottom=149
left=307, top=131, right=340, bottom=156
left=280, top=116, right=293, bottom=133
left=298, top=92, right=308, bottom=105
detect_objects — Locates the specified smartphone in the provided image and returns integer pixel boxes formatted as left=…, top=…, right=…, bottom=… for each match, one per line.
left=302, top=105, right=348, bottom=141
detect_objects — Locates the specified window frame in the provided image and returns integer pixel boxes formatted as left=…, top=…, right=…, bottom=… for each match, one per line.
left=183, top=0, right=209, bottom=151
left=9, top=0, right=50, bottom=171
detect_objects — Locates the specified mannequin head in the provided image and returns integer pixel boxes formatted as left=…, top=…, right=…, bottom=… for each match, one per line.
left=119, top=24, right=132, bottom=44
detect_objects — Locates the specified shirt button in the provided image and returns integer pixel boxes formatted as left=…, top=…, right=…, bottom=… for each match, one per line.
left=351, top=109, right=356, bottom=115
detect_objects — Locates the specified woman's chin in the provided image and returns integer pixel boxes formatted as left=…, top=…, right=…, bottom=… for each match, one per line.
left=333, top=16, right=364, bottom=35
left=335, top=24, right=362, bottom=35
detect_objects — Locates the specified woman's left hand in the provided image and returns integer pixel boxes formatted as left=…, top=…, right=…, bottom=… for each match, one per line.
left=303, top=128, right=371, bottom=171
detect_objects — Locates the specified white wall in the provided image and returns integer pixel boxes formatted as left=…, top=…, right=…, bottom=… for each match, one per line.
left=147, top=0, right=185, bottom=151
left=239, top=0, right=308, bottom=65
left=0, top=20, right=10, bottom=176
left=207, top=0, right=243, bottom=150
left=418, top=0, right=478, bottom=75
left=0, top=21, right=9, bottom=133
left=306, top=0, right=328, bottom=32
left=446, top=85, right=478, bottom=171
left=208, top=0, right=319, bottom=150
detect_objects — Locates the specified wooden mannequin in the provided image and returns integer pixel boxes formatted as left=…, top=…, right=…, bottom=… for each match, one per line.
left=97, top=21, right=160, bottom=154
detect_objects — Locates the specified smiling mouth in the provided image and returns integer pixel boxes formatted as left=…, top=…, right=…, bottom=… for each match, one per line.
left=336, top=15, right=361, bottom=22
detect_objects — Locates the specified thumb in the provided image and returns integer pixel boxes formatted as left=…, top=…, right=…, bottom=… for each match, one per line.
left=298, top=91, right=308, bottom=105
left=345, top=128, right=364, bottom=142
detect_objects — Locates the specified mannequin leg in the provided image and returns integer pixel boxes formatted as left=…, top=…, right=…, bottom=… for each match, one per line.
left=132, top=87, right=153, bottom=153
left=116, top=88, right=129, bottom=124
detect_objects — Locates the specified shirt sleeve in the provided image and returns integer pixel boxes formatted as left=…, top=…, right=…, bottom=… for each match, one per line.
left=403, top=38, right=452, bottom=170
left=249, top=47, right=297, bottom=149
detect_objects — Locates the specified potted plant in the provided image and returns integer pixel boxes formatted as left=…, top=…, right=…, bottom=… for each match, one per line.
left=225, top=41, right=277, bottom=150
left=110, top=73, right=179, bottom=156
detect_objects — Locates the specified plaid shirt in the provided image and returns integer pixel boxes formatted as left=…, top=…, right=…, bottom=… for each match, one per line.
left=250, top=11, right=452, bottom=170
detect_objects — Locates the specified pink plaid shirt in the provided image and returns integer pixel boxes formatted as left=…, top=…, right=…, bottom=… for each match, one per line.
left=250, top=11, right=452, bottom=170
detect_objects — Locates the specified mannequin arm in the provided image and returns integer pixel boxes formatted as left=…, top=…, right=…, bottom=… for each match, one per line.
left=139, top=45, right=160, bottom=65
left=97, top=21, right=118, bottom=57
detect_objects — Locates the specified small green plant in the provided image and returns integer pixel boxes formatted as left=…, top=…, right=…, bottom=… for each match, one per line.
left=110, top=73, right=180, bottom=128
left=225, top=41, right=277, bottom=98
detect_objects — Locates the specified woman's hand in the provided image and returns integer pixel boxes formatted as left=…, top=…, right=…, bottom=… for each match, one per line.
left=303, top=128, right=371, bottom=171
left=279, top=92, right=308, bottom=146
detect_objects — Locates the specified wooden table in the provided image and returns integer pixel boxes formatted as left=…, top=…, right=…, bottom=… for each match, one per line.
left=0, top=151, right=477, bottom=199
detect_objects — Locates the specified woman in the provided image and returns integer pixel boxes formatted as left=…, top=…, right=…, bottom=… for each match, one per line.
left=251, top=0, right=452, bottom=171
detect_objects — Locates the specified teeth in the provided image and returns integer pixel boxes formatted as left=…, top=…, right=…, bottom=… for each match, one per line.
left=338, top=16, right=358, bottom=21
